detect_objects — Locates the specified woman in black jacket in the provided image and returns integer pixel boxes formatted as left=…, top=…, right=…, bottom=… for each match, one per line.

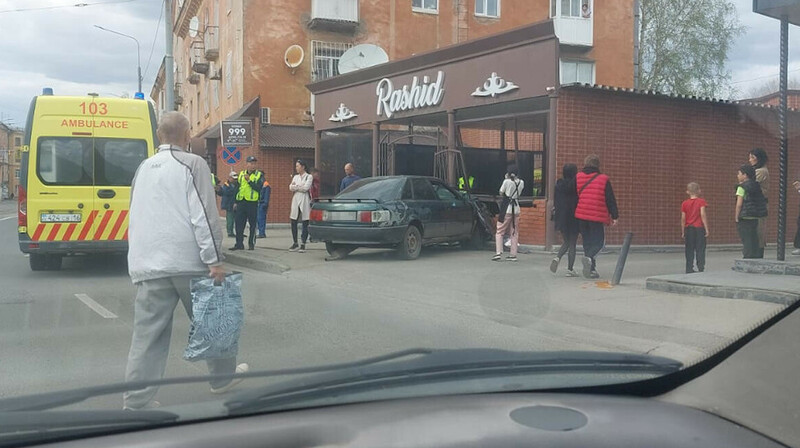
left=550, top=163, right=580, bottom=276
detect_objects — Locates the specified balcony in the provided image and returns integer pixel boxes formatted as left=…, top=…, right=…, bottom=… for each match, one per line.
left=190, top=41, right=209, bottom=74
left=309, top=0, right=359, bottom=33
left=551, top=0, right=593, bottom=47
left=204, top=26, right=219, bottom=61
left=188, top=73, right=200, bottom=85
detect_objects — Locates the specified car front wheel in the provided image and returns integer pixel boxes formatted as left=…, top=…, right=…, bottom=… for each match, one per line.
left=397, top=225, right=422, bottom=260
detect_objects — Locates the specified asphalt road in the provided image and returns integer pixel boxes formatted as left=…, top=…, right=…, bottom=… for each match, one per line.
left=0, top=200, right=783, bottom=410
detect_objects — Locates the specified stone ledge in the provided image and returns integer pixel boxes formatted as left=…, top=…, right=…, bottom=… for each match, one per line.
left=733, top=259, right=800, bottom=276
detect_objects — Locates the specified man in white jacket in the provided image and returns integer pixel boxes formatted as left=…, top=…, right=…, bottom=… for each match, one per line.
left=123, top=112, right=248, bottom=410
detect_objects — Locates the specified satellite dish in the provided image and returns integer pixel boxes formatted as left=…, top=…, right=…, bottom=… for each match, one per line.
left=188, top=16, right=200, bottom=37
left=284, top=45, right=305, bottom=69
left=337, top=44, right=389, bottom=74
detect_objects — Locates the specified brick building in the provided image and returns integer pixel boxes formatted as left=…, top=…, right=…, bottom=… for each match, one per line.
left=0, top=123, right=23, bottom=200
left=310, top=21, right=800, bottom=248
left=151, top=0, right=636, bottom=223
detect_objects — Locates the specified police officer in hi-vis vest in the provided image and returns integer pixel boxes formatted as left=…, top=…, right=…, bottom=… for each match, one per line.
left=230, top=156, right=264, bottom=251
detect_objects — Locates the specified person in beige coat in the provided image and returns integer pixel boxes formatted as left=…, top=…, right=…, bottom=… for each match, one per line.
left=289, top=159, right=313, bottom=253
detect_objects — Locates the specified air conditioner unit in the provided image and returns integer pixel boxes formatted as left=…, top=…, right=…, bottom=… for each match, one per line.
left=261, top=107, right=270, bottom=126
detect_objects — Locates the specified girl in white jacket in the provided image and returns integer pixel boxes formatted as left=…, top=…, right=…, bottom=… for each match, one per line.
left=289, top=159, right=313, bottom=252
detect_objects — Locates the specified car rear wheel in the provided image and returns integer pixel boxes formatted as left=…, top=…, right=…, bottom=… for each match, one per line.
left=397, top=225, right=422, bottom=260
left=29, top=254, right=47, bottom=271
left=325, top=242, right=356, bottom=259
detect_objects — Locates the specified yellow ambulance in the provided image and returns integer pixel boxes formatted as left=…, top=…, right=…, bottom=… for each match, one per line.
left=18, top=89, right=158, bottom=270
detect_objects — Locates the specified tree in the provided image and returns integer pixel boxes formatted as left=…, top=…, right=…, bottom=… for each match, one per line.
left=638, top=0, right=745, bottom=98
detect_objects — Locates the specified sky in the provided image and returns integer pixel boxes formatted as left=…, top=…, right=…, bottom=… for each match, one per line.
left=0, top=0, right=799, bottom=128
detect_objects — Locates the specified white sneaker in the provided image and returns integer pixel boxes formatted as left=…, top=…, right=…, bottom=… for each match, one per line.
left=792, top=249, right=800, bottom=256
left=210, top=363, right=249, bottom=394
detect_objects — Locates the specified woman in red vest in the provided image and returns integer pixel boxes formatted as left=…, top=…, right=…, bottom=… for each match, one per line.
left=575, top=154, right=619, bottom=279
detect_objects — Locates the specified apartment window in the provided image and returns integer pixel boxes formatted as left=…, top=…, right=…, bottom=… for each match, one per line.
left=225, top=51, right=233, bottom=98
left=556, top=0, right=590, bottom=18
left=412, top=0, right=438, bottom=13
left=204, top=85, right=210, bottom=116
left=213, top=80, right=220, bottom=109
left=14, top=137, right=21, bottom=147
left=476, top=0, right=499, bottom=17
left=15, top=169, right=20, bottom=179
left=311, top=41, right=353, bottom=81
left=560, top=60, right=595, bottom=84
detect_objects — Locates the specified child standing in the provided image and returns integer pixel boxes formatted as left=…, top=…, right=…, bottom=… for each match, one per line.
left=681, top=182, right=709, bottom=273
left=735, top=164, right=768, bottom=259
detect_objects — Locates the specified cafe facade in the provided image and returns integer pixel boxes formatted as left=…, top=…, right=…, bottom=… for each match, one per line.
left=308, top=20, right=800, bottom=249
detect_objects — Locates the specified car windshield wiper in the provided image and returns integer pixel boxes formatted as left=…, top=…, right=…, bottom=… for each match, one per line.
left=0, top=348, right=433, bottom=412
left=224, top=349, right=682, bottom=415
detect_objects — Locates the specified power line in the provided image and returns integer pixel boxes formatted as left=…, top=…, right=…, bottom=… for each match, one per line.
left=142, top=0, right=165, bottom=81
left=0, top=0, right=144, bottom=14
left=732, top=67, right=800, bottom=85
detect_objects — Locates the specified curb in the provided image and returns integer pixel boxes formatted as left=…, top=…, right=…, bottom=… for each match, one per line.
left=645, top=278, right=798, bottom=305
left=223, top=251, right=291, bottom=275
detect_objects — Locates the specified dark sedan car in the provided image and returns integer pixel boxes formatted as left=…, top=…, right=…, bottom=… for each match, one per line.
left=310, top=176, right=493, bottom=260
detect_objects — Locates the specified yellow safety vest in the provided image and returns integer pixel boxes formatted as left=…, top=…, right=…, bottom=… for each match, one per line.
left=458, top=176, right=474, bottom=190
left=236, top=170, right=263, bottom=202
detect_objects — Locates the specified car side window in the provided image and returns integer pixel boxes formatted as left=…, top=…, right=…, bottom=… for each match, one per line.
left=411, top=178, right=437, bottom=200
left=401, top=179, right=414, bottom=200
left=432, top=182, right=458, bottom=201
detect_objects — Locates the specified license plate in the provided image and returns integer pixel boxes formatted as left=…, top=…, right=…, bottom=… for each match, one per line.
left=40, top=213, right=81, bottom=223
left=329, top=211, right=357, bottom=221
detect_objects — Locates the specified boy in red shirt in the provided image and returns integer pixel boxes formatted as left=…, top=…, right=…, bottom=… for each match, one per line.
left=681, top=182, right=710, bottom=273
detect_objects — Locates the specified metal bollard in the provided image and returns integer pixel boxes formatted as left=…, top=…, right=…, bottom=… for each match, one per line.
left=611, top=232, right=634, bottom=286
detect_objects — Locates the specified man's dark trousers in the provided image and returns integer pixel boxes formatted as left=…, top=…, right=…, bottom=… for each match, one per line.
left=684, top=226, right=706, bottom=273
left=579, top=219, right=605, bottom=270
left=235, top=201, right=258, bottom=249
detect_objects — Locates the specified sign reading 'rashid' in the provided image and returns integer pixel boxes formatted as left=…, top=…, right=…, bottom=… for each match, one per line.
left=376, top=71, right=445, bottom=118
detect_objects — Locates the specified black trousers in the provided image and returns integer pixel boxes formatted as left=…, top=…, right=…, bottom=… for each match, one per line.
left=738, top=219, right=761, bottom=259
left=291, top=219, right=309, bottom=245
left=684, top=226, right=706, bottom=273
left=556, top=230, right=578, bottom=270
left=579, top=220, right=605, bottom=270
left=235, top=201, right=258, bottom=248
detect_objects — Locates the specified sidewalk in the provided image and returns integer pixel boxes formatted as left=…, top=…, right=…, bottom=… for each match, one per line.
left=220, top=222, right=329, bottom=274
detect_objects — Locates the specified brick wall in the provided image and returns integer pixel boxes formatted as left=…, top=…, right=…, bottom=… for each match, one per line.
left=555, top=87, right=800, bottom=246
left=216, top=147, right=313, bottom=223
left=518, top=199, right=547, bottom=245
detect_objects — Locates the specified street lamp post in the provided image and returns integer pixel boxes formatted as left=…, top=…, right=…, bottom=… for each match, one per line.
left=94, top=25, right=142, bottom=93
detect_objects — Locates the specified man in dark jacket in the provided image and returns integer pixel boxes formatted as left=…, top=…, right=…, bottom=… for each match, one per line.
left=216, top=171, right=238, bottom=237
left=256, top=179, right=271, bottom=238
left=574, top=154, right=619, bottom=279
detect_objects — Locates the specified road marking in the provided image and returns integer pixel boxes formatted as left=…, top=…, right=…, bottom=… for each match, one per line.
left=0, top=216, right=15, bottom=221
left=74, top=293, right=118, bottom=319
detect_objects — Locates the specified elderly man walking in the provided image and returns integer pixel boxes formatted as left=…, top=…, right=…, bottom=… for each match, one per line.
left=124, top=112, right=248, bottom=410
